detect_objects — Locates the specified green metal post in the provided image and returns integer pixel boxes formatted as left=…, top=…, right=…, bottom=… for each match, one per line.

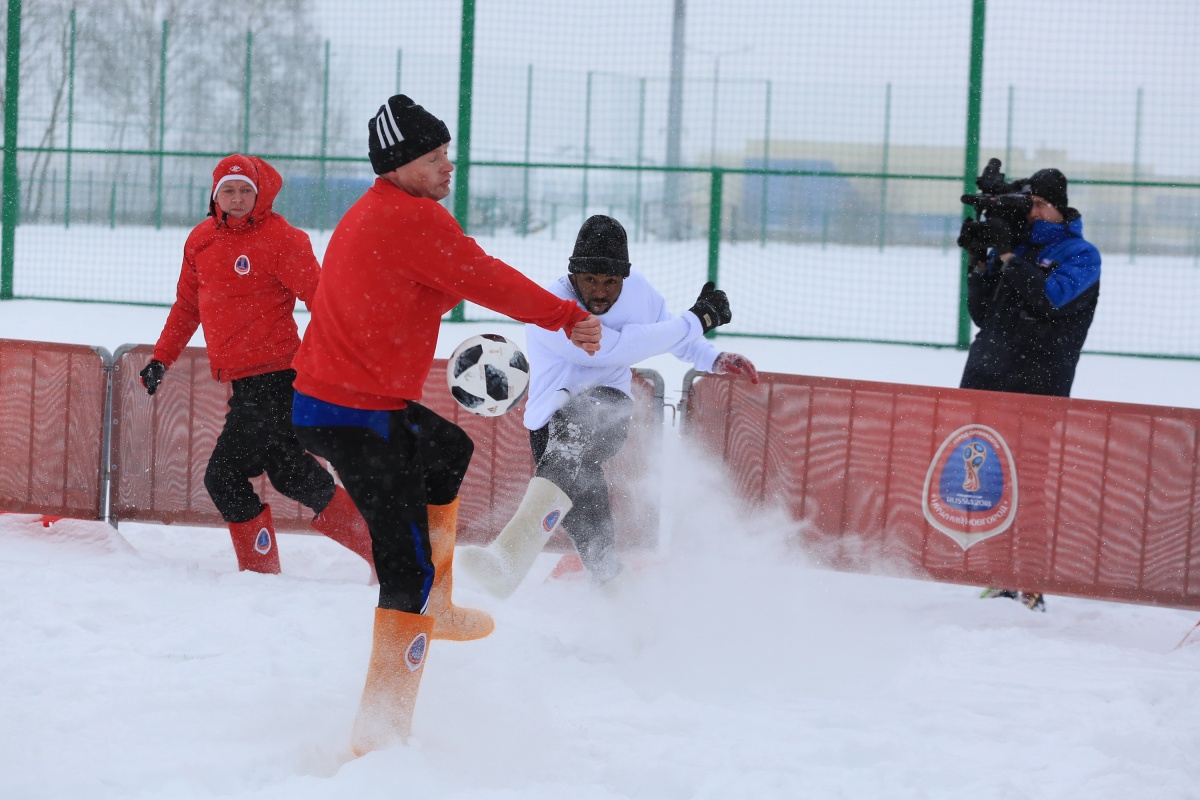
left=319, top=39, right=330, bottom=231
left=634, top=77, right=645, bottom=242
left=453, top=0, right=475, bottom=230
left=759, top=80, right=771, bottom=247
left=64, top=8, right=76, bottom=228
left=709, top=59, right=718, bottom=167
left=155, top=19, right=167, bottom=230
left=108, top=181, right=116, bottom=229
left=958, top=0, right=987, bottom=349
left=521, top=64, right=532, bottom=236
left=582, top=71, right=593, bottom=222
left=706, top=169, right=723, bottom=339
left=450, top=0, right=476, bottom=322
left=242, top=31, right=252, bottom=153
left=1004, top=85, right=1013, bottom=169
left=1130, top=87, right=1143, bottom=262
left=878, top=82, right=891, bottom=251
left=395, top=48, right=402, bottom=94
left=1, top=0, right=23, bottom=298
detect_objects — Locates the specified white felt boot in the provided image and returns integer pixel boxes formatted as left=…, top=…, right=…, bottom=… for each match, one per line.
left=459, top=477, right=572, bottom=598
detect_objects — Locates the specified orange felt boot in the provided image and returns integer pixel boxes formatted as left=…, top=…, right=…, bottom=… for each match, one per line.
left=312, top=486, right=377, bottom=578
left=228, top=505, right=281, bottom=574
left=426, top=499, right=494, bottom=641
left=350, top=608, right=434, bottom=756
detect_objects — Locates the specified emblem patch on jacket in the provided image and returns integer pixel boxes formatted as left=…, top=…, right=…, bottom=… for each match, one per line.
left=234, top=255, right=251, bottom=275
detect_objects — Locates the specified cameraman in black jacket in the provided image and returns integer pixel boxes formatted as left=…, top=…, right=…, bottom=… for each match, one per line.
left=956, top=165, right=1101, bottom=613
left=957, top=166, right=1101, bottom=397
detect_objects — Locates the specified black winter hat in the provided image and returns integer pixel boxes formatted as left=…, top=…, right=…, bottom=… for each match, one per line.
left=1023, top=168, right=1069, bottom=212
left=368, top=95, right=451, bottom=175
left=568, top=215, right=631, bottom=277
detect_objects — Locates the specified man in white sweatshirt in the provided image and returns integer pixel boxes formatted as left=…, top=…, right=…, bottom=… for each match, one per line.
left=460, top=215, right=759, bottom=595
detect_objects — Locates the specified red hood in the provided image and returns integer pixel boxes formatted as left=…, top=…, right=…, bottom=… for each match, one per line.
left=208, top=154, right=282, bottom=229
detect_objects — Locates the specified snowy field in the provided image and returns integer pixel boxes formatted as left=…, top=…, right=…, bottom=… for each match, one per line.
left=1, top=300, right=1200, bottom=799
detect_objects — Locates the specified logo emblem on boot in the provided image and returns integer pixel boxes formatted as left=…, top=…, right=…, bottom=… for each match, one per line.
left=254, top=527, right=273, bottom=555
left=542, top=509, right=562, bottom=532
left=406, top=633, right=428, bottom=671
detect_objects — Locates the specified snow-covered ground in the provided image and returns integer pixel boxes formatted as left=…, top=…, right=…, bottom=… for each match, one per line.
left=1, top=300, right=1199, bottom=799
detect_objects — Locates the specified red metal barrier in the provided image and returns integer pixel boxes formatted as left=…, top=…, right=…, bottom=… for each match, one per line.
left=111, top=344, right=662, bottom=549
left=0, top=338, right=109, bottom=520
left=682, top=371, right=1200, bottom=611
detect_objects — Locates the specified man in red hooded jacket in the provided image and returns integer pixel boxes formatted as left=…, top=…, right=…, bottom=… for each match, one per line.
left=140, top=154, right=374, bottom=576
left=290, top=95, right=601, bottom=755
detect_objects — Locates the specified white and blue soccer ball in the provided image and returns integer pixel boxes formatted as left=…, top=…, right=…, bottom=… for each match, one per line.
left=446, top=333, right=530, bottom=417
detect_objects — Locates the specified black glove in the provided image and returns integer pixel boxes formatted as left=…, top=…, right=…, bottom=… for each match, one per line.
left=140, top=360, right=166, bottom=396
left=689, top=281, right=731, bottom=334
left=977, top=217, right=1014, bottom=254
left=957, top=219, right=988, bottom=263
left=958, top=218, right=1013, bottom=256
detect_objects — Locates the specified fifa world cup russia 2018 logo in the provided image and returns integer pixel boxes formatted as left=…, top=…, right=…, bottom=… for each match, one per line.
left=923, top=424, right=1019, bottom=550
left=961, top=441, right=987, bottom=492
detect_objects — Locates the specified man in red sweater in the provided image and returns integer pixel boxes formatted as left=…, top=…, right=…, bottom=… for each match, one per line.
left=140, top=154, right=374, bottom=576
left=291, top=95, right=601, bottom=755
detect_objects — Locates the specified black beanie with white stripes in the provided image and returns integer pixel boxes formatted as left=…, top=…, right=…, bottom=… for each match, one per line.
left=368, top=95, right=451, bottom=175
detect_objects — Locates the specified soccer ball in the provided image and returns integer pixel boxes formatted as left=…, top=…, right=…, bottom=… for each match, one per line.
left=446, top=334, right=530, bottom=417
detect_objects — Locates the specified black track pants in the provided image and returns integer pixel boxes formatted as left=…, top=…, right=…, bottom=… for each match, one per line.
left=205, top=370, right=335, bottom=524
left=294, top=402, right=474, bottom=613
left=529, top=386, right=633, bottom=580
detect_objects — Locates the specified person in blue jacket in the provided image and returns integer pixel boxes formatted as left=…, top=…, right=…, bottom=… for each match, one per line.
left=958, top=168, right=1101, bottom=612
left=958, top=168, right=1101, bottom=398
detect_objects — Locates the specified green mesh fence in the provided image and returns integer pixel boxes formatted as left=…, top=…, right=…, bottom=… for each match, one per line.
left=2, top=0, right=1199, bottom=358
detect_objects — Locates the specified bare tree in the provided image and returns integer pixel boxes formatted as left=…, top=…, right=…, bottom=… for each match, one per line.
left=62, top=0, right=327, bottom=222
left=20, top=1, right=80, bottom=219
left=207, top=1, right=326, bottom=156
left=68, top=0, right=215, bottom=221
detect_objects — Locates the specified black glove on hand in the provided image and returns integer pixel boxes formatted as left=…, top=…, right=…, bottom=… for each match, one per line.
left=955, top=217, right=984, bottom=248
left=976, top=217, right=1014, bottom=254
left=689, top=281, right=731, bottom=334
left=957, top=219, right=988, bottom=257
left=958, top=218, right=1014, bottom=259
left=140, top=360, right=166, bottom=396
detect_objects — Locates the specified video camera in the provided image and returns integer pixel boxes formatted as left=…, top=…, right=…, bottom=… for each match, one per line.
left=958, top=158, right=1032, bottom=266
left=961, top=158, right=1033, bottom=226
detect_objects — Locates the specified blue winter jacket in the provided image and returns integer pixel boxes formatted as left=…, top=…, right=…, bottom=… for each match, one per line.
left=960, top=213, right=1101, bottom=397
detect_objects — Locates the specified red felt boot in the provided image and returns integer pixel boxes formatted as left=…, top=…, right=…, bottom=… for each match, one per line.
left=312, top=487, right=376, bottom=578
left=228, top=505, right=281, bottom=574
